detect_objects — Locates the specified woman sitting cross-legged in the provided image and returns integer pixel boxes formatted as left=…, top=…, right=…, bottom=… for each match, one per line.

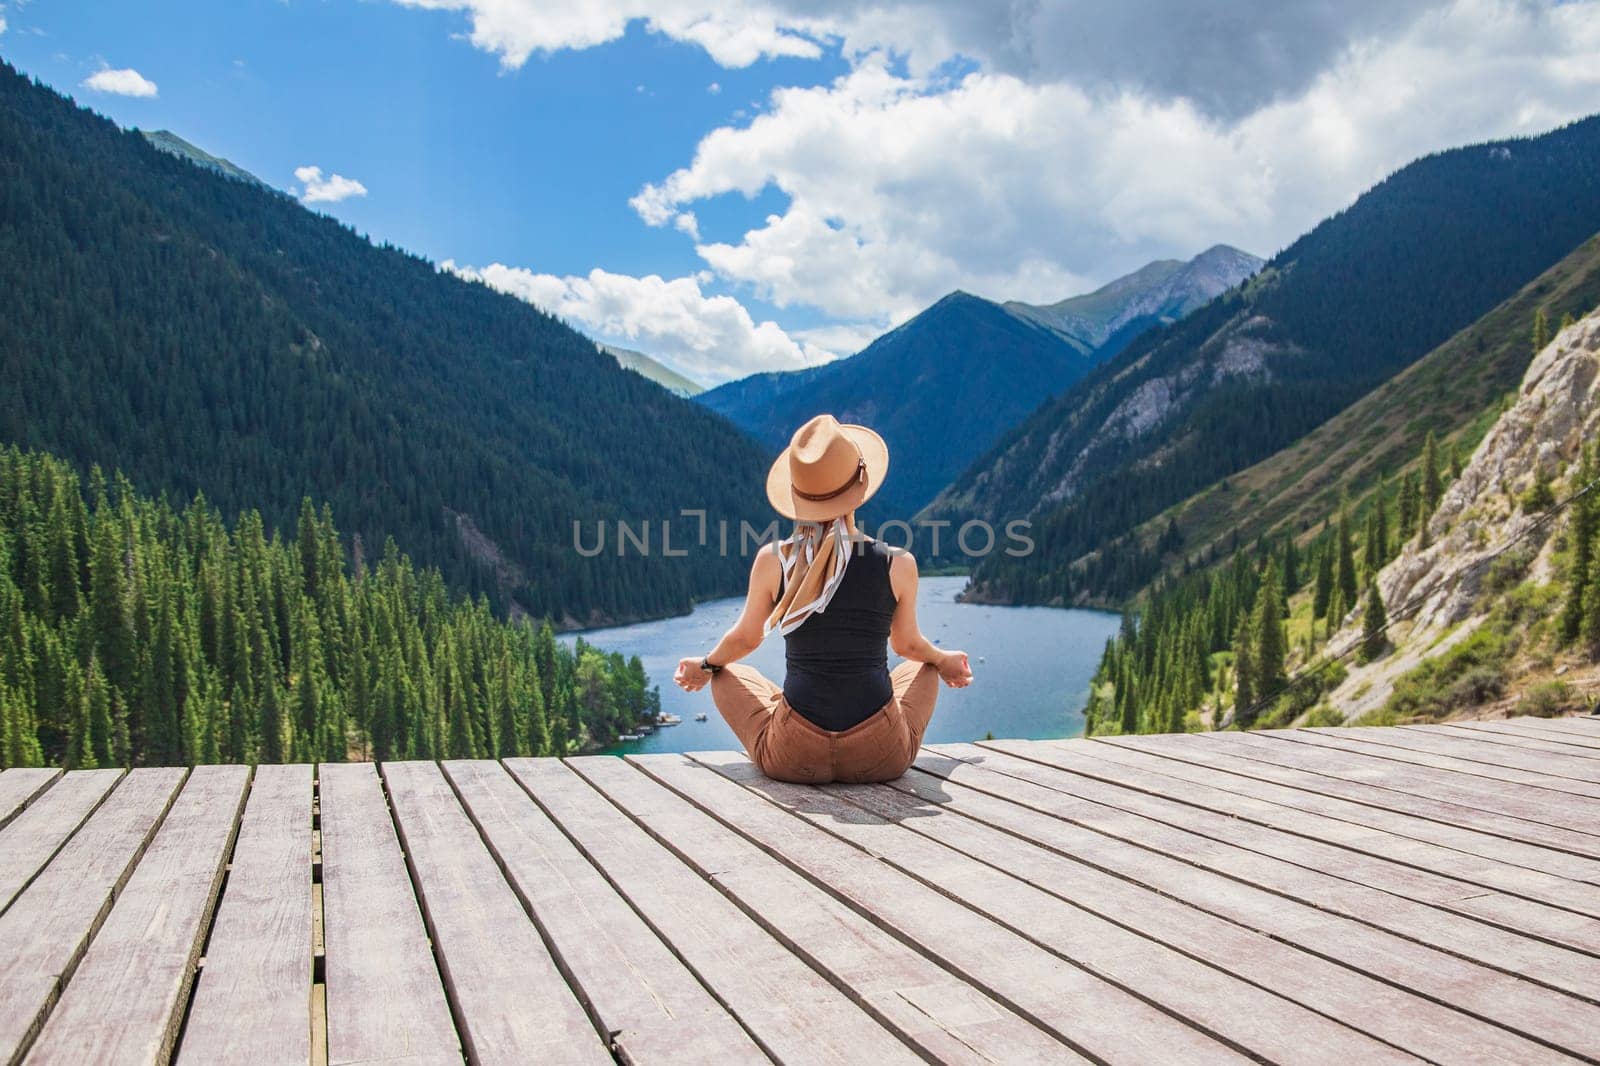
left=674, top=414, right=973, bottom=783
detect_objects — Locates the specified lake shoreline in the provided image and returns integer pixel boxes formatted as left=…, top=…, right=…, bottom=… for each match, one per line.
left=562, top=577, right=1119, bottom=756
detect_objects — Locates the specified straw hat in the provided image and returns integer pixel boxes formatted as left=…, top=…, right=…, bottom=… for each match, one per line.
left=766, top=414, right=889, bottom=520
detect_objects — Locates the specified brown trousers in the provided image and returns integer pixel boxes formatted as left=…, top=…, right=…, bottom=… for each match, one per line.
left=710, top=660, right=940, bottom=784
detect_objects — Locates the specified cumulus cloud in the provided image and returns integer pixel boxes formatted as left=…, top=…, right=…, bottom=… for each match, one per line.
left=401, top=0, right=1600, bottom=376
left=386, top=0, right=1500, bottom=119
left=442, top=260, right=842, bottom=383
left=294, top=166, right=369, bottom=204
left=81, top=66, right=158, bottom=98
left=633, top=0, right=1600, bottom=323
left=389, top=0, right=825, bottom=69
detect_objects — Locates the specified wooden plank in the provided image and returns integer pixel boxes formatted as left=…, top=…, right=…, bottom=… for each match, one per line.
left=1448, top=718, right=1600, bottom=752
left=1134, top=729, right=1600, bottom=864
left=0, top=767, right=186, bottom=1065
left=502, top=755, right=925, bottom=1066
left=900, top=751, right=1600, bottom=1060
left=1195, top=730, right=1600, bottom=845
left=676, top=751, right=1438, bottom=1065
left=1028, top=738, right=1600, bottom=921
left=588, top=752, right=1222, bottom=1062
left=971, top=739, right=1600, bottom=969
left=691, top=751, right=1569, bottom=1066
left=0, top=769, right=61, bottom=830
left=1278, top=728, right=1600, bottom=803
left=318, top=761, right=459, bottom=1066
left=442, top=759, right=768, bottom=1065
left=1435, top=721, right=1600, bottom=759
left=382, top=761, right=610, bottom=1066
left=576, top=754, right=1097, bottom=1065
left=1094, top=733, right=1600, bottom=885
left=178, top=764, right=314, bottom=1066
left=28, top=765, right=249, bottom=1066
left=1507, top=715, right=1600, bottom=741
left=0, top=769, right=122, bottom=914
left=1318, top=726, right=1600, bottom=784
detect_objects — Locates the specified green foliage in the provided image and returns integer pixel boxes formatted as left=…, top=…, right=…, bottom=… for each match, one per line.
left=1518, top=680, right=1575, bottom=718
left=1532, top=305, right=1551, bottom=354
left=1364, top=624, right=1510, bottom=725
left=0, top=447, right=659, bottom=768
left=1521, top=467, right=1557, bottom=513
left=1561, top=443, right=1598, bottom=643
left=1300, top=705, right=1346, bottom=728
left=0, top=61, right=767, bottom=627
left=1359, top=581, right=1389, bottom=664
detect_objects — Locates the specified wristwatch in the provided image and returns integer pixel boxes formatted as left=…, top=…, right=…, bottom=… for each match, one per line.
left=699, top=657, right=723, bottom=675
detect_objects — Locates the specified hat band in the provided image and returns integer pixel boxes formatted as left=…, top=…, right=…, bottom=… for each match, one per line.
left=792, top=457, right=866, bottom=502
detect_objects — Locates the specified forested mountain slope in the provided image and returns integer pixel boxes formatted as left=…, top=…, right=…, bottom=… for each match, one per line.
left=932, top=115, right=1600, bottom=605
left=1083, top=304, right=1600, bottom=739
left=1035, top=233, right=1600, bottom=603
left=700, top=292, right=1102, bottom=517
left=700, top=248, right=1259, bottom=519
left=0, top=61, right=767, bottom=627
left=0, top=447, right=658, bottom=769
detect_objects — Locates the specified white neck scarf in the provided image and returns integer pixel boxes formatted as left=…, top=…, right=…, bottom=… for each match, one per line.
left=764, top=517, right=854, bottom=637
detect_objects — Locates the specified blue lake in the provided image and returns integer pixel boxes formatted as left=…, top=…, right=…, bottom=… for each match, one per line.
left=562, top=576, right=1120, bottom=754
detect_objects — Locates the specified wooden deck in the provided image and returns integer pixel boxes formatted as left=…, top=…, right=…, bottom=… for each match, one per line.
left=3, top=715, right=1600, bottom=1065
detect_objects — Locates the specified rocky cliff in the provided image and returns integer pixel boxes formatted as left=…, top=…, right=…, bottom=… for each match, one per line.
left=1325, top=309, right=1600, bottom=719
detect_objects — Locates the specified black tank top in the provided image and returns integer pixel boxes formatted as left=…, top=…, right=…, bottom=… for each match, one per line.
left=779, top=537, right=898, bottom=731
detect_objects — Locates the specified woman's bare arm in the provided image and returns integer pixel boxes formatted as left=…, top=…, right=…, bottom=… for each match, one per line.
left=889, top=552, right=974, bottom=687
left=675, top=547, right=780, bottom=692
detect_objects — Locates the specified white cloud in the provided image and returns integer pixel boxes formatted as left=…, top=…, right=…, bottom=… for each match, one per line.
left=396, top=0, right=1600, bottom=377
left=707, top=81, right=721, bottom=94
left=294, top=165, right=369, bottom=204
left=389, top=0, right=825, bottom=69
left=632, top=0, right=1600, bottom=323
left=0, top=16, right=8, bottom=36
left=81, top=67, right=158, bottom=98
left=443, top=260, right=844, bottom=384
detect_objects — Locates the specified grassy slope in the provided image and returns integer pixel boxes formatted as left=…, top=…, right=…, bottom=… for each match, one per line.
left=1110, top=233, right=1600, bottom=586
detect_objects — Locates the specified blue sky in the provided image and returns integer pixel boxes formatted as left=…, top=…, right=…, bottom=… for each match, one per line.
left=6, top=0, right=1600, bottom=385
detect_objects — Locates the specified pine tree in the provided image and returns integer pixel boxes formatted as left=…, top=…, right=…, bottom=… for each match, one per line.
left=85, top=656, right=113, bottom=767
left=1421, top=431, right=1443, bottom=516
left=1532, top=306, right=1551, bottom=355
left=259, top=674, right=287, bottom=763
left=1584, top=548, right=1600, bottom=652
left=1565, top=443, right=1598, bottom=643
left=1334, top=502, right=1359, bottom=620
left=1254, top=561, right=1287, bottom=702
left=1398, top=471, right=1419, bottom=543
left=1360, top=580, right=1389, bottom=663
left=1232, top=618, right=1256, bottom=722
left=1312, top=540, right=1333, bottom=619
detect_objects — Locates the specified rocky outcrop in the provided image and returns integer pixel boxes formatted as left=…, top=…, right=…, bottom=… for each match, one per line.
left=1326, top=309, right=1600, bottom=715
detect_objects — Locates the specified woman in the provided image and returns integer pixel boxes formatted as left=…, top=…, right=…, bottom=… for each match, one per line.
left=674, top=414, right=973, bottom=783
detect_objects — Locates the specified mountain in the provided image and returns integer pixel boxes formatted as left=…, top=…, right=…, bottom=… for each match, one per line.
left=935, top=114, right=1600, bottom=606
left=700, top=292, right=1102, bottom=518
left=0, top=61, right=769, bottom=627
left=141, top=129, right=268, bottom=189
left=1080, top=232, right=1600, bottom=602
left=600, top=343, right=704, bottom=397
left=700, top=248, right=1259, bottom=520
left=1007, top=245, right=1263, bottom=358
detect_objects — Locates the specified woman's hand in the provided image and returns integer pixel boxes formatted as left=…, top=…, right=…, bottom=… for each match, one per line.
left=937, top=650, right=974, bottom=688
left=674, top=657, right=713, bottom=692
